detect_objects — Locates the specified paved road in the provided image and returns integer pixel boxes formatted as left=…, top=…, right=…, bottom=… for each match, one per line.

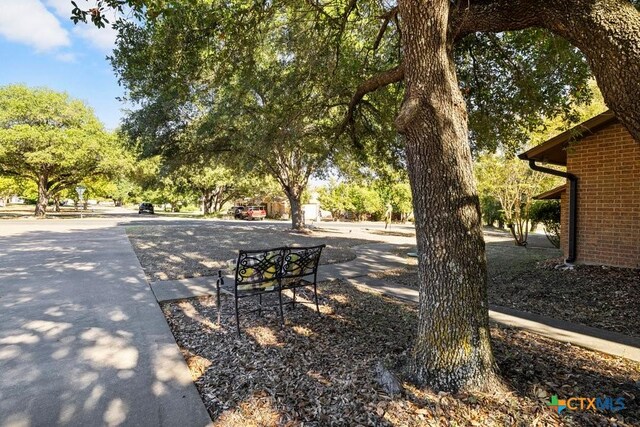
left=0, top=220, right=211, bottom=426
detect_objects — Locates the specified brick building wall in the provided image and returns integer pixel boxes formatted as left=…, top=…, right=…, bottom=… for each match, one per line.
left=560, top=122, right=640, bottom=268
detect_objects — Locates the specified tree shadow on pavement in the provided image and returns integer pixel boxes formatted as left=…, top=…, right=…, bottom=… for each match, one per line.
left=0, top=226, right=210, bottom=426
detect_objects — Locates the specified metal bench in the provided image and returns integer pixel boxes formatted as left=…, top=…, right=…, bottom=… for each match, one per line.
left=217, top=244, right=325, bottom=335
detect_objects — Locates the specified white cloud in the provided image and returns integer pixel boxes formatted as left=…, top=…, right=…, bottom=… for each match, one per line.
left=55, top=51, right=77, bottom=62
left=46, top=0, right=118, bottom=53
left=73, top=24, right=118, bottom=53
left=44, top=0, right=74, bottom=18
left=0, top=0, right=70, bottom=51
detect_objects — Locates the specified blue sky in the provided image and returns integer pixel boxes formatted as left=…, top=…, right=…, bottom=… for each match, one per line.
left=0, top=0, right=124, bottom=129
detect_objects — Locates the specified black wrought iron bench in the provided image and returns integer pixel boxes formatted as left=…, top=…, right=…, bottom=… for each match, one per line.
left=216, top=244, right=325, bottom=335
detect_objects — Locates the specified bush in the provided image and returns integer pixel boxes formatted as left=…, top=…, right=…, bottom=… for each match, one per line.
left=529, top=200, right=561, bottom=248
left=480, top=195, right=504, bottom=227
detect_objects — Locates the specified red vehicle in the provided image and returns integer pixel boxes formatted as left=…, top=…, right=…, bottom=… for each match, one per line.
left=244, top=206, right=266, bottom=220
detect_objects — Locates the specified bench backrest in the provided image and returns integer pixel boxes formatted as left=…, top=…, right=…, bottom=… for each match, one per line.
left=281, top=244, right=325, bottom=280
left=235, top=248, right=285, bottom=295
left=234, top=244, right=325, bottom=295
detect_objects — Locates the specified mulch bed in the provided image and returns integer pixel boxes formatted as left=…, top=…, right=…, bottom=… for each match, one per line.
left=491, top=258, right=640, bottom=338
left=162, top=280, right=640, bottom=426
left=127, top=224, right=377, bottom=281
left=375, top=251, right=640, bottom=338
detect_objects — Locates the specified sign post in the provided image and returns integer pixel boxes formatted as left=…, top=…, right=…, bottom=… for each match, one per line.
left=75, top=186, right=86, bottom=218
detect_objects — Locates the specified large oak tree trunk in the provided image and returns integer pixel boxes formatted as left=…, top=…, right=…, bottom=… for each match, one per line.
left=35, top=174, right=49, bottom=217
left=288, top=193, right=304, bottom=230
left=202, top=190, right=213, bottom=215
left=398, top=0, right=495, bottom=392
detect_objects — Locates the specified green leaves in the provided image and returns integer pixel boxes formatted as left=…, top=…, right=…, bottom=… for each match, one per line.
left=318, top=179, right=401, bottom=219
left=456, top=30, right=593, bottom=154
left=0, top=85, right=121, bottom=200
left=474, top=153, right=562, bottom=244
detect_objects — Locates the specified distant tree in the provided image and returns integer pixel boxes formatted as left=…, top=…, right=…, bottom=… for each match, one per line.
left=132, top=157, right=193, bottom=211
left=0, top=85, right=123, bottom=216
left=0, top=176, right=24, bottom=205
left=475, top=154, right=560, bottom=245
left=171, top=164, right=236, bottom=215
left=232, top=174, right=285, bottom=206
left=105, top=176, right=139, bottom=206
left=317, top=181, right=346, bottom=220
left=390, top=182, right=413, bottom=222
left=318, top=181, right=384, bottom=220
left=478, top=194, right=504, bottom=228
left=348, top=184, right=384, bottom=220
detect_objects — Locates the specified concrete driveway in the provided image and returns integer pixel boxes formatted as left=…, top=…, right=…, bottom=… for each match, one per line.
left=0, top=220, right=211, bottom=426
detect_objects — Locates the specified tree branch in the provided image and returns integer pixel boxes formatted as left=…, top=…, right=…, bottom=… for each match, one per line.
left=373, top=7, right=398, bottom=51
left=450, top=0, right=640, bottom=142
left=305, top=0, right=335, bottom=21
left=0, top=166, right=26, bottom=179
left=337, top=64, right=405, bottom=138
left=334, top=0, right=360, bottom=65
left=451, top=0, right=547, bottom=40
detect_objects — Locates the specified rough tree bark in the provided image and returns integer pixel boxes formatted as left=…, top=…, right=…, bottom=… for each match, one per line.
left=268, top=153, right=313, bottom=230
left=35, top=173, right=50, bottom=217
left=397, top=0, right=495, bottom=391
left=212, top=186, right=232, bottom=213
left=200, top=186, right=230, bottom=215
left=202, top=189, right=213, bottom=215
left=287, top=190, right=304, bottom=230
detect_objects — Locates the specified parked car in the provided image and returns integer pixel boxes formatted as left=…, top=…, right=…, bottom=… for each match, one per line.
left=230, top=206, right=245, bottom=219
left=245, top=206, right=267, bottom=220
left=320, top=210, right=333, bottom=221
left=138, top=202, right=155, bottom=214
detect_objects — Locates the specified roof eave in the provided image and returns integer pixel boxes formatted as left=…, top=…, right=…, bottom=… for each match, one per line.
left=518, top=110, right=617, bottom=166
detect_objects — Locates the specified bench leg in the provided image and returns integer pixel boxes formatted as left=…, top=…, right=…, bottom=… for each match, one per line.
left=292, top=288, right=296, bottom=310
left=277, top=290, right=285, bottom=327
left=235, top=296, right=241, bottom=337
left=216, top=271, right=223, bottom=326
left=313, top=282, right=320, bottom=315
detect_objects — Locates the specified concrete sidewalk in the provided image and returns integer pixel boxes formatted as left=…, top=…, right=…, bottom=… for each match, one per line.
left=0, top=221, right=211, bottom=426
left=151, top=241, right=640, bottom=363
left=150, top=242, right=410, bottom=303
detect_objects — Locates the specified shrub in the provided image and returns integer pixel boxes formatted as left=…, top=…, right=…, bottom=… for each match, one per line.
left=529, top=200, right=561, bottom=248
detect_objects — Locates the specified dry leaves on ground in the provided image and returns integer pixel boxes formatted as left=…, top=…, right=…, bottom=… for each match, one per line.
left=162, top=280, right=639, bottom=426
left=374, top=245, right=640, bottom=338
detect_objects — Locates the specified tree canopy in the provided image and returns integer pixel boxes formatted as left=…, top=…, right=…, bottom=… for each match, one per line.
left=0, top=85, right=124, bottom=216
